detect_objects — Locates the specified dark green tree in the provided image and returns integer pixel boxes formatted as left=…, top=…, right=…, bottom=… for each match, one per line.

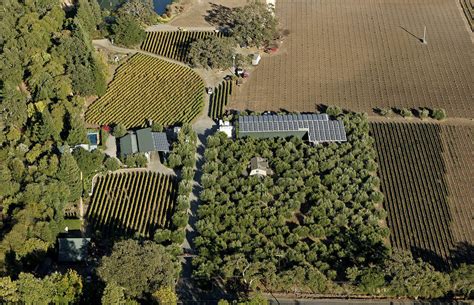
left=57, top=152, right=83, bottom=202
left=111, top=15, right=146, bottom=47
left=97, top=239, right=180, bottom=299
left=188, top=36, right=236, bottom=69
left=230, top=0, right=278, bottom=47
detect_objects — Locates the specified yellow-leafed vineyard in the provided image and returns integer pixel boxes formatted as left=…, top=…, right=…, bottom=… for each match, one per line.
left=141, top=31, right=224, bottom=62
left=87, top=171, right=177, bottom=238
left=85, top=53, right=205, bottom=128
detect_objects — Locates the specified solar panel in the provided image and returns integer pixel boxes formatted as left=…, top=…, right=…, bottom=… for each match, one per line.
left=238, top=114, right=347, bottom=143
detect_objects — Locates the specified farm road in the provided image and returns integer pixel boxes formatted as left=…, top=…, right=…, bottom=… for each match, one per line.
left=92, top=39, right=189, bottom=68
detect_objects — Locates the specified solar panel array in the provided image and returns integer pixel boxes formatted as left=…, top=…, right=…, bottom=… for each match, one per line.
left=152, top=132, right=170, bottom=152
left=238, top=114, right=347, bottom=143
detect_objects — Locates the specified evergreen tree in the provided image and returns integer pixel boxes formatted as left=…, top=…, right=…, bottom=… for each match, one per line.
left=57, top=152, right=83, bottom=202
left=111, top=15, right=146, bottom=47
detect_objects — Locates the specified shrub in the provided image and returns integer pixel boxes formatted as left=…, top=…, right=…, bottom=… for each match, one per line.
left=112, top=123, right=127, bottom=138
left=151, top=122, right=163, bottom=132
left=104, top=157, right=121, bottom=171
left=378, top=107, right=393, bottom=117
left=124, top=153, right=148, bottom=168
left=418, top=108, right=430, bottom=120
left=400, top=108, right=413, bottom=118
left=326, top=106, right=343, bottom=117
left=431, top=108, right=446, bottom=120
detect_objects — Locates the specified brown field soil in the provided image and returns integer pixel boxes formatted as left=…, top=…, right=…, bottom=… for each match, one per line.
left=370, top=121, right=473, bottom=269
left=231, top=0, right=474, bottom=118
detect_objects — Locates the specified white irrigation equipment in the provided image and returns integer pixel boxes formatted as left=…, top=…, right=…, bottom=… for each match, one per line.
left=422, top=26, right=427, bottom=44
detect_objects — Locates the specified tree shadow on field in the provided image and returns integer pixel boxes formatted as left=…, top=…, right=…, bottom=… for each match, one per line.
left=411, top=242, right=474, bottom=272
left=205, top=3, right=236, bottom=30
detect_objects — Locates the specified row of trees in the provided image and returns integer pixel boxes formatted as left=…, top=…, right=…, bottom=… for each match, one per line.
left=154, top=123, right=197, bottom=247
left=188, top=0, right=278, bottom=69
left=376, top=107, right=447, bottom=120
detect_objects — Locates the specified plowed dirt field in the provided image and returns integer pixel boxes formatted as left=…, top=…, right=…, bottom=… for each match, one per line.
left=231, top=0, right=474, bottom=118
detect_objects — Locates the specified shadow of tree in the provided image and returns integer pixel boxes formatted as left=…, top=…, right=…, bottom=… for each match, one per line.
left=205, top=3, right=236, bottom=29
left=410, top=241, right=474, bottom=271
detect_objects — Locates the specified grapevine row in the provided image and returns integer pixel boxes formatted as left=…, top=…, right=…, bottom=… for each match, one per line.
left=85, top=53, right=205, bottom=128
left=209, top=80, right=234, bottom=120
left=86, top=171, right=177, bottom=238
left=141, top=31, right=224, bottom=62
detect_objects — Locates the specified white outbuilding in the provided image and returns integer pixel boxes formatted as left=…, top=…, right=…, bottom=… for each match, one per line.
left=218, top=120, right=234, bottom=138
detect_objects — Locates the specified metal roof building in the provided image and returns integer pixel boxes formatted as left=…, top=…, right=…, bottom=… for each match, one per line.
left=152, top=132, right=170, bottom=153
left=58, top=238, right=91, bottom=263
left=238, top=114, right=347, bottom=144
left=119, top=129, right=170, bottom=157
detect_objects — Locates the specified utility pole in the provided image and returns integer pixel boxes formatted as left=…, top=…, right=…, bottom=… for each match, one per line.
left=422, top=26, right=427, bottom=44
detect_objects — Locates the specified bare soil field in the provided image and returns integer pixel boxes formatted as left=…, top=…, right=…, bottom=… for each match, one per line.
left=231, top=0, right=474, bottom=118
left=370, top=121, right=473, bottom=269
left=441, top=124, right=474, bottom=263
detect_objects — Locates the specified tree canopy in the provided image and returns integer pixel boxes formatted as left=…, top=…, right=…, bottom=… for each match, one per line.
left=188, top=36, right=236, bottom=69
left=0, top=270, right=82, bottom=304
left=193, top=113, right=388, bottom=292
left=111, top=15, right=146, bottom=47
left=97, top=239, right=180, bottom=300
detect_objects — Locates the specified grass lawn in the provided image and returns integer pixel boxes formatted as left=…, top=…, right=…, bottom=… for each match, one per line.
left=61, top=219, right=82, bottom=232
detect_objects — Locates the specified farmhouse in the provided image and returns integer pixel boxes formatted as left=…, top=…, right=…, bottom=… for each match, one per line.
left=249, top=157, right=273, bottom=177
left=238, top=113, right=347, bottom=144
left=119, top=128, right=170, bottom=158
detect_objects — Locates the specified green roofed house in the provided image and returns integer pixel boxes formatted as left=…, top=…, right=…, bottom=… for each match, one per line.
left=119, top=128, right=170, bottom=158
left=58, top=237, right=91, bottom=263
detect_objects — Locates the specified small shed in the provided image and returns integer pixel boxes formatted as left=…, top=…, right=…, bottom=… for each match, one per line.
left=58, top=237, right=91, bottom=263
left=218, top=120, right=234, bottom=138
left=249, top=157, right=273, bottom=177
left=252, top=54, right=261, bottom=66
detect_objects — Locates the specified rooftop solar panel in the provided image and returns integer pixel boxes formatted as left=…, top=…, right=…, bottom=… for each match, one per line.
left=238, top=114, right=347, bottom=143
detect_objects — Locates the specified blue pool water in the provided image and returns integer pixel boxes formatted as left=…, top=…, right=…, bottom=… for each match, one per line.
left=88, top=133, right=99, bottom=145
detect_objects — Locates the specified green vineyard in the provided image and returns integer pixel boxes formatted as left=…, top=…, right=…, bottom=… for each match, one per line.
left=209, top=80, right=234, bottom=120
left=370, top=122, right=454, bottom=269
left=141, top=31, right=224, bottom=62
left=85, top=53, right=205, bottom=128
left=87, top=171, right=177, bottom=237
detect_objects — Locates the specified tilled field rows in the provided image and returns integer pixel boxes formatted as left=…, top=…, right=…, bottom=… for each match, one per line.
left=370, top=121, right=474, bottom=269
left=231, top=0, right=474, bottom=118
left=441, top=125, right=474, bottom=254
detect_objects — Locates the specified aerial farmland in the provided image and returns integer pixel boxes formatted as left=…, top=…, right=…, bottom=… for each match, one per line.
left=2, top=0, right=473, bottom=302
left=231, top=0, right=474, bottom=118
